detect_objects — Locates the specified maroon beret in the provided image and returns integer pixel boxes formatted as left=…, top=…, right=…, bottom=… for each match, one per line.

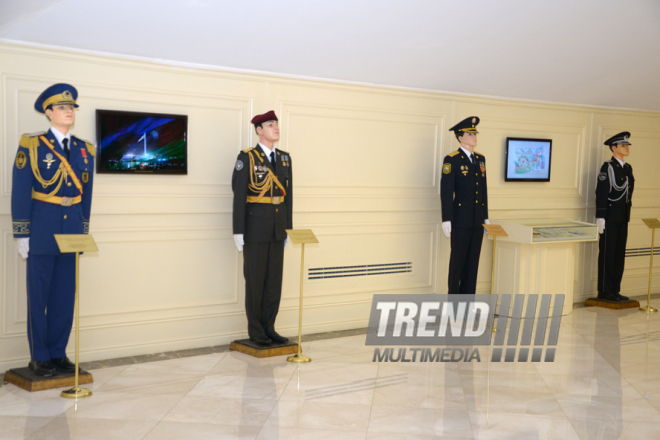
left=251, top=110, right=278, bottom=125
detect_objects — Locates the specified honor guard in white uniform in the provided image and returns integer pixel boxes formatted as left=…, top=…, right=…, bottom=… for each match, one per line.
left=11, top=84, right=95, bottom=376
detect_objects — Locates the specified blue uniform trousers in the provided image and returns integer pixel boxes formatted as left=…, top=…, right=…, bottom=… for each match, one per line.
left=27, top=254, right=75, bottom=362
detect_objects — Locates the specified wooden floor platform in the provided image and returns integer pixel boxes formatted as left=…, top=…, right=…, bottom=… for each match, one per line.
left=584, top=298, right=641, bottom=310
left=230, top=338, right=299, bottom=358
left=4, top=367, right=93, bottom=392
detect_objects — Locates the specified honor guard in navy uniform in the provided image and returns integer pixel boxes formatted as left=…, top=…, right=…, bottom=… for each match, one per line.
left=232, top=111, right=292, bottom=346
left=596, top=132, right=634, bottom=302
left=441, top=116, right=489, bottom=295
left=11, top=84, right=95, bottom=376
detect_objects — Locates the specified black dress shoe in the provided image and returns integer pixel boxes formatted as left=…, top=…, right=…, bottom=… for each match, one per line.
left=28, top=361, right=57, bottom=377
left=51, top=357, right=78, bottom=373
left=597, top=292, right=620, bottom=302
left=616, top=293, right=630, bottom=301
left=265, top=331, right=289, bottom=344
left=249, top=336, right=272, bottom=347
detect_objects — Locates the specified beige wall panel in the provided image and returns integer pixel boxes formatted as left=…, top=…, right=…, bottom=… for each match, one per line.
left=285, top=108, right=439, bottom=190
left=2, top=42, right=660, bottom=369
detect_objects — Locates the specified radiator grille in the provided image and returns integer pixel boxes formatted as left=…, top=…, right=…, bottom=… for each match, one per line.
left=308, top=262, right=413, bottom=280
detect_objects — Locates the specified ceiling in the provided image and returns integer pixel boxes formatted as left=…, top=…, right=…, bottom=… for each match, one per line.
left=1, top=0, right=659, bottom=111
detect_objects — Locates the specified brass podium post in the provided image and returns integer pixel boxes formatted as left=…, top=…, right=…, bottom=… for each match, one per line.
left=285, top=229, right=318, bottom=363
left=54, top=234, right=98, bottom=398
left=640, top=219, right=659, bottom=313
left=484, top=224, right=508, bottom=333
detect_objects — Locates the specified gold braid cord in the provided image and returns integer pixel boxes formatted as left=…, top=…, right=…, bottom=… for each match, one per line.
left=247, top=150, right=287, bottom=202
left=28, top=144, right=67, bottom=196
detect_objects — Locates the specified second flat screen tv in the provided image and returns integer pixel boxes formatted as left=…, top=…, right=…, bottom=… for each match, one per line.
left=96, top=110, right=188, bottom=174
left=505, top=137, right=552, bottom=182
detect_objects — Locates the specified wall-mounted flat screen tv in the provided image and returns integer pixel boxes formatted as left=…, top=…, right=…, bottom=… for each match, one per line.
left=96, top=110, right=188, bottom=174
left=505, top=137, right=552, bottom=182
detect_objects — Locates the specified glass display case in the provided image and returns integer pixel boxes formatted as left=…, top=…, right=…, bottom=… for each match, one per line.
left=491, top=218, right=598, bottom=244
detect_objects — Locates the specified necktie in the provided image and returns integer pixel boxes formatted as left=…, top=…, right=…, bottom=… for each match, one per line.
left=270, top=151, right=276, bottom=172
left=62, top=138, right=69, bottom=159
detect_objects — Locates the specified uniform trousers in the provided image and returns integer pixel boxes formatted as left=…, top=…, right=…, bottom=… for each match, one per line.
left=598, top=221, right=628, bottom=295
left=448, top=227, right=484, bottom=295
left=243, top=240, right=285, bottom=339
left=27, top=254, right=75, bottom=362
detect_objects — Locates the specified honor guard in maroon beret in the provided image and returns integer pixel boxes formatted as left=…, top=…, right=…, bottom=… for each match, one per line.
left=11, top=83, right=95, bottom=376
left=232, top=111, right=292, bottom=346
left=441, top=116, right=489, bottom=295
left=595, top=132, right=634, bottom=302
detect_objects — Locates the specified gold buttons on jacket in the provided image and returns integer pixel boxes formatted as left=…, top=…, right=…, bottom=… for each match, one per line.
left=63, top=215, right=67, bottom=219
left=67, top=183, right=72, bottom=187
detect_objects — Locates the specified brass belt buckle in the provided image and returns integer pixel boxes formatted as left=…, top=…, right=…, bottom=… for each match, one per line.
left=272, top=196, right=281, bottom=205
left=61, top=197, right=73, bottom=207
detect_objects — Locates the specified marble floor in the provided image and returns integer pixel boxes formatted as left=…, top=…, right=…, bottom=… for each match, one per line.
left=2, top=306, right=660, bottom=439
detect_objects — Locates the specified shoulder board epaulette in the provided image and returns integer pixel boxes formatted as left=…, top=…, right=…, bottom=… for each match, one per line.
left=19, top=134, right=42, bottom=149
left=277, top=149, right=289, bottom=155
left=85, top=142, right=96, bottom=157
left=24, top=131, right=46, bottom=138
left=242, top=147, right=254, bottom=153
left=448, top=150, right=460, bottom=157
left=474, top=151, right=484, bottom=157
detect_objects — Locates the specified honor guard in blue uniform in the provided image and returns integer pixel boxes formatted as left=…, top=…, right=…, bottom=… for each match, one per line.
left=596, top=132, right=634, bottom=302
left=11, top=84, right=95, bottom=376
left=232, top=111, right=292, bottom=346
left=441, top=117, right=489, bottom=295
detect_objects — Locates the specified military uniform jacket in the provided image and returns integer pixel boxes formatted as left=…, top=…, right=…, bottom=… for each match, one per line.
left=596, top=157, right=634, bottom=223
left=441, top=150, right=488, bottom=227
left=11, top=129, right=95, bottom=255
left=232, top=145, right=293, bottom=243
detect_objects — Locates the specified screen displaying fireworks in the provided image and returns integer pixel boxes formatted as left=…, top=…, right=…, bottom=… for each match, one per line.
left=96, top=110, right=188, bottom=174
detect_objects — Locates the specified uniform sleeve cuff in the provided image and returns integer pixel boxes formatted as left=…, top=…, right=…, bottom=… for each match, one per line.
left=12, top=221, right=30, bottom=236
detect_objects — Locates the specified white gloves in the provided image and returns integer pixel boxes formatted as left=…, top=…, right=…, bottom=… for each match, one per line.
left=16, top=238, right=29, bottom=259
left=484, top=219, right=490, bottom=235
left=234, top=234, right=289, bottom=251
left=442, top=220, right=490, bottom=238
left=596, top=218, right=605, bottom=235
left=233, top=234, right=244, bottom=252
left=442, top=221, right=451, bottom=238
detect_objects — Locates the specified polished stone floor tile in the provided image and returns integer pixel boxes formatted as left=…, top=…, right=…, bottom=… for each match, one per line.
left=263, top=401, right=372, bottom=432
left=368, top=405, right=473, bottom=438
left=143, top=421, right=261, bottom=440
left=0, top=415, right=53, bottom=440
left=162, top=395, right=277, bottom=426
left=25, top=416, right=158, bottom=440
left=468, top=412, right=581, bottom=440
left=62, top=392, right=183, bottom=421
left=1, top=307, right=659, bottom=439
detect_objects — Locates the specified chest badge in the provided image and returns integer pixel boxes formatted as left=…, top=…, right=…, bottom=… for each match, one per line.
left=82, top=172, right=89, bottom=183
left=43, top=153, right=56, bottom=169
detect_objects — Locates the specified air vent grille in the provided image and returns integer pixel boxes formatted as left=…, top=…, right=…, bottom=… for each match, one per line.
left=626, top=247, right=658, bottom=257
left=308, top=262, right=412, bottom=280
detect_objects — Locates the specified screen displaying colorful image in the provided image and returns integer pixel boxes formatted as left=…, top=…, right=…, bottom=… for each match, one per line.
left=505, top=138, right=552, bottom=182
left=96, top=110, right=188, bottom=174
